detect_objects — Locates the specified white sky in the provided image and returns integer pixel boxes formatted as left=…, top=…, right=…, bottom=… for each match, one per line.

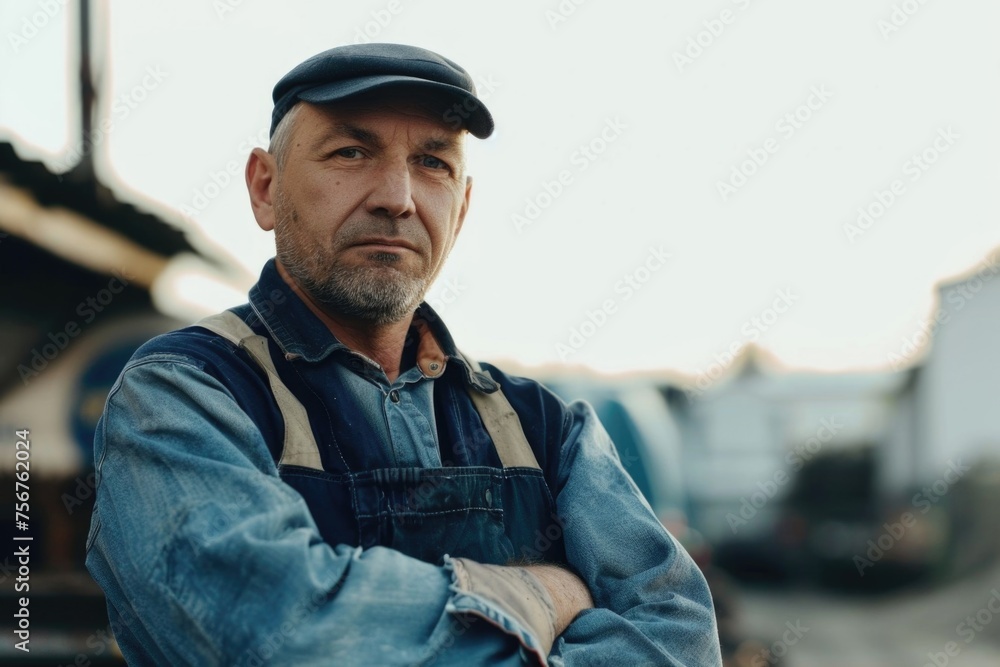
left=1, top=0, right=998, bottom=378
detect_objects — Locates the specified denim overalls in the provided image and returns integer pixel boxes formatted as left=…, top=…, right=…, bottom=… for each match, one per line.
left=197, top=311, right=567, bottom=567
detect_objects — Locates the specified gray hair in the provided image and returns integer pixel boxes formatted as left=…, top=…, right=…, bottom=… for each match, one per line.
left=268, top=102, right=303, bottom=170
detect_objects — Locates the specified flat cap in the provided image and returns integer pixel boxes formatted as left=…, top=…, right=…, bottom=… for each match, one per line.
left=270, top=43, right=494, bottom=139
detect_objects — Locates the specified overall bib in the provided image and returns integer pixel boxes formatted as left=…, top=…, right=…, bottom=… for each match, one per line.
left=198, top=312, right=567, bottom=567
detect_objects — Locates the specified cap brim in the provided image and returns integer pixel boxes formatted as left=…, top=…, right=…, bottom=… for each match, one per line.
left=296, top=75, right=494, bottom=139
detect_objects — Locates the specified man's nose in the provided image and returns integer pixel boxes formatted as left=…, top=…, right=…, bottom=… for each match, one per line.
left=364, top=160, right=416, bottom=219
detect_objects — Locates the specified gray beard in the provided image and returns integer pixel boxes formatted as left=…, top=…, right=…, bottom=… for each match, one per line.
left=273, top=193, right=429, bottom=325
left=295, top=258, right=428, bottom=325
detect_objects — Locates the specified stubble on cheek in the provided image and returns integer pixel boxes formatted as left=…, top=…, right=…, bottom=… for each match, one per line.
left=271, top=190, right=430, bottom=324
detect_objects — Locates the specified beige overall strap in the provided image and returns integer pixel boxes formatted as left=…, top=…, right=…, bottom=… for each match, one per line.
left=461, top=354, right=541, bottom=471
left=196, top=311, right=324, bottom=471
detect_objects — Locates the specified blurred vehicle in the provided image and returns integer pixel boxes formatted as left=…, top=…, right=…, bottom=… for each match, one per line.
left=714, top=445, right=1000, bottom=593
left=541, top=377, right=770, bottom=663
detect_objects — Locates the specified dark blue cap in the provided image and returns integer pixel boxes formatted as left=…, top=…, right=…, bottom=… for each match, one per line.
left=270, top=43, right=494, bottom=139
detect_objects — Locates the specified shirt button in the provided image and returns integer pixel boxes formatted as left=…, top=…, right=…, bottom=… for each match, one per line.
left=389, top=389, right=400, bottom=403
left=484, top=488, right=492, bottom=506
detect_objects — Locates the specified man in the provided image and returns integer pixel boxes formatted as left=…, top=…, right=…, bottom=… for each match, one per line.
left=86, top=43, right=721, bottom=666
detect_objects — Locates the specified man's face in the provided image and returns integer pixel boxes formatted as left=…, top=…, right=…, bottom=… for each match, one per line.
left=267, top=97, right=471, bottom=325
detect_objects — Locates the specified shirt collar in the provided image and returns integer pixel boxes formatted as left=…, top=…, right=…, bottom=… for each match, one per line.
left=248, top=258, right=498, bottom=392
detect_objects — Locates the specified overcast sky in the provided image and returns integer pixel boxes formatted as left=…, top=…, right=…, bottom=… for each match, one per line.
left=2, top=0, right=998, bottom=379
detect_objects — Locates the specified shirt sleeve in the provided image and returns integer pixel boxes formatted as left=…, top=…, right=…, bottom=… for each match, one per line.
left=85, top=354, right=554, bottom=666
left=546, top=400, right=723, bottom=667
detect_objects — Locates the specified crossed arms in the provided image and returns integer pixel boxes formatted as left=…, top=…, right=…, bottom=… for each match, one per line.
left=86, top=356, right=721, bottom=666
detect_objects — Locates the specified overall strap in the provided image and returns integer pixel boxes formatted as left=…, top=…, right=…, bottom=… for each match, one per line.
left=196, top=311, right=324, bottom=471
left=196, top=310, right=540, bottom=472
left=460, top=355, right=541, bottom=471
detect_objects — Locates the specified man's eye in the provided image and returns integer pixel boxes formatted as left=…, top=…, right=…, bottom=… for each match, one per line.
left=419, top=155, right=448, bottom=170
left=334, top=148, right=363, bottom=159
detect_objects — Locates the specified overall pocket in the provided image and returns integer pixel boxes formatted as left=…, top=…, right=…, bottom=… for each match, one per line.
left=352, top=467, right=515, bottom=565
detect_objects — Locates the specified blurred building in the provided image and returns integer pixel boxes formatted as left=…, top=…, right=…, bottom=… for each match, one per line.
left=660, top=249, right=1000, bottom=588
left=0, top=136, right=245, bottom=664
left=883, top=248, right=1000, bottom=574
left=0, top=141, right=218, bottom=476
left=665, top=350, right=907, bottom=544
left=912, top=249, right=1000, bottom=477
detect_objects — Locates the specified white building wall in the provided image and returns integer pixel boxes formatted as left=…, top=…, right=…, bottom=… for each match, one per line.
left=918, top=261, right=1000, bottom=480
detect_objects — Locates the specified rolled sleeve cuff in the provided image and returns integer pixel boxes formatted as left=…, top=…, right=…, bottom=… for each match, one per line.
left=445, top=556, right=557, bottom=664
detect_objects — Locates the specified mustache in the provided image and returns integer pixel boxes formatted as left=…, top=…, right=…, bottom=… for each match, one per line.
left=270, top=192, right=427, bottom=253
left=334, top=218, right=425, bottom=250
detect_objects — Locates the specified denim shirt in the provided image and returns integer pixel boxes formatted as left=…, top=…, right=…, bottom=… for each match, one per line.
left=85, top=259, right=721, bottom=666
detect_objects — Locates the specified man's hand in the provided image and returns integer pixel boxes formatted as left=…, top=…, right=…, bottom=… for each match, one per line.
left=518, top=564, right=594, bottom=636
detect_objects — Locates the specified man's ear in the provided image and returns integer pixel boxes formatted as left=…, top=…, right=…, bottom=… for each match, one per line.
left=246, top=147, right=278, bottom=232
left=454, top=174, right=473, bottom=239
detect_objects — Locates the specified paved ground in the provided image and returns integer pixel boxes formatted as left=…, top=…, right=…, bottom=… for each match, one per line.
left=734, top=562, right=1000, bottom=666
